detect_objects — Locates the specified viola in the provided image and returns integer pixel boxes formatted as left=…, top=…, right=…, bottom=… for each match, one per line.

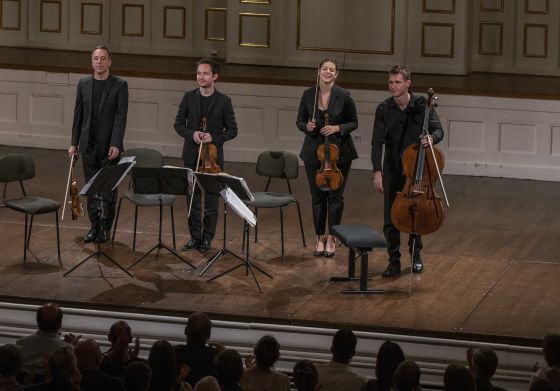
left=315, top=113, right=343, bottom=191
left=198, top=116, right=221, bottom=174
left=390, top=88, right=445, bottom=235
left=62, top=154, right=84, bottom=221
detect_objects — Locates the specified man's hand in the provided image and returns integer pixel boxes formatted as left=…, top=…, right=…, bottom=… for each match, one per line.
left=420, top=134, right=433, bottom=148
left=68, top=145, right=78, bottom=158
left=63, top=333, right=82, bottom=345
left=108, top=146, right=120, bottom=160
left=244, top=354, right=256, bottom=370
left=373, top=171, right=384, bottom=193
left=208, top=341, right=226, bottom=352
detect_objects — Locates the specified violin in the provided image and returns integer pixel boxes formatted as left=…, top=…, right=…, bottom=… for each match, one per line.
left=198, top=116, right=221, bottom=174
left=390, top=88, right=446, bottom=235
left=315, top=113, right=343, bottom=191
left=62, top=154, right=84, bottom=221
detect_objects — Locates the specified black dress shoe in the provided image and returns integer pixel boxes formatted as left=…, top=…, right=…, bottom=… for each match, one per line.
left=382, top=260, right=401, bottom=277
left=84, top=227, right=98, bottom=243
left=96, top=228, right=109, bottom=243
left=412, top=255, right=424, bottom=273
left=181, top=238, right=201, bottom=251
left=199, top=239, right=211, bottom=252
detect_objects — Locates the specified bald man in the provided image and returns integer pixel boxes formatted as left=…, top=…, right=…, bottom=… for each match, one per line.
left=16, top=303, right=72, bottom=368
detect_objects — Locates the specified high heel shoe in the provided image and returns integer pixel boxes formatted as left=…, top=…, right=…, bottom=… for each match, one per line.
left=313, top=235, right=325, bottom=257
left=323, top=237, right=336, bottom=258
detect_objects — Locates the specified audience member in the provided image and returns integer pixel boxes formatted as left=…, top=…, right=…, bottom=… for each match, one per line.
left=316, top=328, right=367, bottom=391
left=0, top=344, right=24, bottom=391
left=532, top=334, right=560, bottom=391
left=175, top=312, right=223, bottom=387
left=74, top=339, right=123, bottom=391
left=368, top=340, right=405, bottom=391
left=292, top=360, right=318, bottom=391
left=468, top=347, right=507, bottom=391
left=444, top=364, right=474, bottom=391
left=240, top=335, right=290, bottom=391
left=24, top=346, right=82, bottom=391
left=123, top=361, right=151, bottom=391
left=16, top=303, right=74, bottom=369
left=148, top=340, right=191, bottom=391
left=214, top=349, right=245, bottom=391
left=531, top=378, right=554, bottom=391
left=101, top=321, right=141, bottom=378
left=393, top=360, right=421, bottom=391
left=193, top=376, right=220, bottom=391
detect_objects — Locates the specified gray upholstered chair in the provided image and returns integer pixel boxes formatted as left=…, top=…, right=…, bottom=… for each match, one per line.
left=111, top=148, right=176, bottom=251
left=0, top=153, right=62, bottom=267
left=243, top=151, right=306, bottom=258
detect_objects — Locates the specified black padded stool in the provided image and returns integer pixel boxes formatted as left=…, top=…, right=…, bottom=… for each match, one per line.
left=330, top=224, right=386, bottom=294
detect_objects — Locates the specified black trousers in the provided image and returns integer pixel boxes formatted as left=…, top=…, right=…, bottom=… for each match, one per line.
left=383, top=169, right=423, bottom=261
left=187, top=186, right=219, bottom=242
left=304, top=161, right=351, bottom=236
left=81, top=144, right=118, bottom=230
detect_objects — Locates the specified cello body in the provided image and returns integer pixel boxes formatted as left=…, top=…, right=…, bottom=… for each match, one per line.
left=390, top=144, right=445, bottom=235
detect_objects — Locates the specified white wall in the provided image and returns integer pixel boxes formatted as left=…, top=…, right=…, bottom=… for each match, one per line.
left=1, top=68, right=560, bottom=181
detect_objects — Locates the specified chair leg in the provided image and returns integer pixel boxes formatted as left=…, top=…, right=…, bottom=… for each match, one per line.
left=112, top=198, right=123, bottom=244
left=280, top=206, right=285, bottom=259
left=55, top=211, right=62, bottom=267
left=27, top=215, right=34, bottom=249
left=23, top=214, right=28, bottom=265
left=294, top=200, right=306, bottom=247
left=133, top=205, right=139, bottom=252
left=170, top=204, right=176, bottom=250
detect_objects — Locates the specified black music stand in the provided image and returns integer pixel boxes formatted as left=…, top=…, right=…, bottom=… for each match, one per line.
left=196, top=172, right=272, bottom=293
left=126, top=167, right=196, bottom=270
left=64, top=162, right=134, bottom=277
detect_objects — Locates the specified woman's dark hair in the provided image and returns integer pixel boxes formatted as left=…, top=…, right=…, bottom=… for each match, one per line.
left=543, top=333, right=560, bottom=367
left=376, top=340, right=405, bottom=391
left=293, top=359, right=318, bottom=391
left=148, top=340, right=179, bottom=391
left=254, top=335, right=280, bottom=369
left=214, top=349, right=244, bottom=387
left=319, top=58, right=339, bottom=72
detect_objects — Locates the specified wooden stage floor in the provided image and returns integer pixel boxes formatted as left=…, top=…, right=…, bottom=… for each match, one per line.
left=0, top=146, right=559, bottom=345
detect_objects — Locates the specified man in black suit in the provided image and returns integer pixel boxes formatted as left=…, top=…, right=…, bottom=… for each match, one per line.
left=68, top=46, right=128, bottom=243
left=174, top=58, right=238, bottom=252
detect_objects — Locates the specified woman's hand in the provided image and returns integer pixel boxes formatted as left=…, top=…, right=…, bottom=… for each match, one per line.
left=306, top=120, right=317, bottom=132
left=320, top=124, right=340, bottom=136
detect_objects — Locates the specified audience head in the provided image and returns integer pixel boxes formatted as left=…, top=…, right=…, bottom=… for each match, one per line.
left=530, top=378, right=554, bottom=391
left=444, top=364, right=475, bottom=391
left=292, top=359, right=318, bottom=391
left=254, top=335, right=280, bottom=370
left=108, top=320, right=133, bottom=346
left=471, top=347, right=499, bottom=382
left=331, top=328, right=357, bottom=364
left=393, top=360, right=421, bottom=391
left=0, top=343, right=24, bottom=378
left=214, top=349, right=243, bottom=387
left=543, top=333, right=560, bottom=367
left=36, top=302, right=63, bottom=333
left=376, top=340, right=405, bottom=391
left=194, top=376, right=221, bottom=391
left=185, top=312, right=212, bottom=345
left=123, top=361, right=152, bottom=391
left=47, top=346, right=80, bottom=385
left=74, top=339, right=103, bottom=371
left=148, top=340, right=178, bottom=390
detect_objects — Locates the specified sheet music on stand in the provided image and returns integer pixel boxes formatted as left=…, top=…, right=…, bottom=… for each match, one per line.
left=79, top=157, right=136, bottom=196
left=220, top=187, right=256, bottom=227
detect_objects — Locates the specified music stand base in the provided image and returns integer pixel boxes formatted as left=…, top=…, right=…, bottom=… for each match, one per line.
left=64, top=244, right=133, bottom=278
left=128, top=242, right=196, bottom=270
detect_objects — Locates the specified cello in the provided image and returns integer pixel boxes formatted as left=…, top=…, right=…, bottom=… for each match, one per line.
left=390, top=88, right=449, bottom=236
left=315, top=113, right=343, bottom=191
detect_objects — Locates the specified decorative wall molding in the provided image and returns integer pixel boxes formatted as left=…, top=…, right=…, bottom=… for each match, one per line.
left=0, top=0, right=21, bottom=30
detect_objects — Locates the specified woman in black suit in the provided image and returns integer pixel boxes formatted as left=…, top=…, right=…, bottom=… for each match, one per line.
left=296, top=58, right=358, bottom=257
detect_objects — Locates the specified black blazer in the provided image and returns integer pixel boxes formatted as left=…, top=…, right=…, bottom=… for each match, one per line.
left=71, top=74, right=128, bottom=153
left=296, top=84, right=358, bottom=166
left=174, top=88, right=238, bottom=169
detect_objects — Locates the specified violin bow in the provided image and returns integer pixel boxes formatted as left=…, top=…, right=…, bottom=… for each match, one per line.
left=61, top=154, right=75, bottom=221
left=187, top=117, right=206, bottom=218
left=424, top=89, right=450, bottom=207
left=311, top=68, right=320, bottom=124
